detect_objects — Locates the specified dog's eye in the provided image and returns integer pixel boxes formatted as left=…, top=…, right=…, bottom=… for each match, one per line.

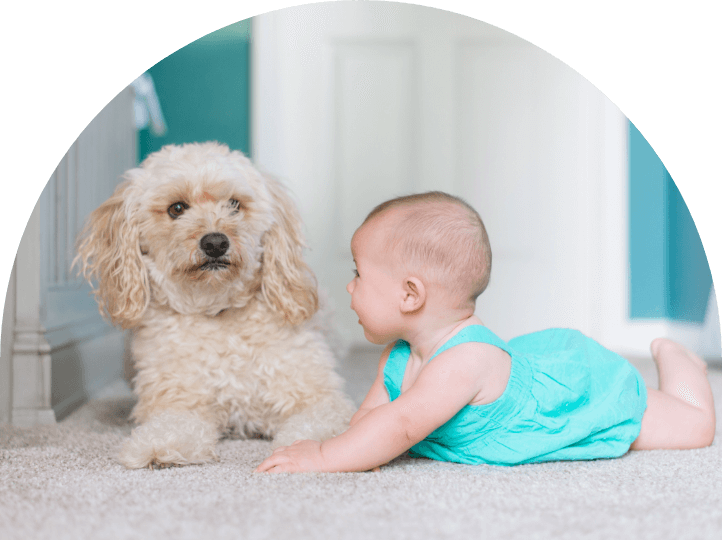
left=168, top=202, right=189, bottom=219
left=228, top=199, right=243, bottom=214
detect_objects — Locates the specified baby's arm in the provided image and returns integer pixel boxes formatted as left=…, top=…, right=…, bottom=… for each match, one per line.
left=256, top=343, right=486, bottom=473
left=349, top=344, right=393, bottom=427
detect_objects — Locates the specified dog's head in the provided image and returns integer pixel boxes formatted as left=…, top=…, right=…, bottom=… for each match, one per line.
left=74, top=142, right=318, bottom=328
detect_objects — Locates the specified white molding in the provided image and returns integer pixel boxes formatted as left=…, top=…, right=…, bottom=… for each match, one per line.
left=3, top=86, right=134, bottom=425
left=0, top=264, right=16, bottom=423
left=11, top=203, right=56, bottom=426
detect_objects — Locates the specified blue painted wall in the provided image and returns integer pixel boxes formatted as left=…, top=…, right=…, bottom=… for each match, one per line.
left=138, top=20, right=251, bottom=162
left=629, top=122, right=713, bottom=322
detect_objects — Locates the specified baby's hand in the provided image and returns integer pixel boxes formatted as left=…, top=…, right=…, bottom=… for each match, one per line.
left=255, top=440, right=327, bottom=473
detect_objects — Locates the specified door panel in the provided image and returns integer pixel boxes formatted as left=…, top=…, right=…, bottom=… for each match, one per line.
left=253, top=3, right=612, bottom=347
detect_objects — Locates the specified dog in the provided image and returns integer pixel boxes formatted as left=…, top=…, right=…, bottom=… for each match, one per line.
left=75, top=142, right=355, bottom=469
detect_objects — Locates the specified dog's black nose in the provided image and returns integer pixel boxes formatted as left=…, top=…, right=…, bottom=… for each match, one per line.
left=200, top=233, right=230, bottom=258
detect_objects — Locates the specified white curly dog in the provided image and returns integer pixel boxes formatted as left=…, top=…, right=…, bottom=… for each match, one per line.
left=75, top=142, right=354, bottom=469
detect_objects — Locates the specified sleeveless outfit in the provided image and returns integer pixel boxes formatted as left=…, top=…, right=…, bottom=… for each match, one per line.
left=383, top=326, right=647, bottom=466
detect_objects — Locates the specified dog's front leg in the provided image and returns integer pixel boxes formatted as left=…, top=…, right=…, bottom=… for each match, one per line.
left=119, top=410, right=220, bottom=469
left=272, top=391, right=355, bottom=448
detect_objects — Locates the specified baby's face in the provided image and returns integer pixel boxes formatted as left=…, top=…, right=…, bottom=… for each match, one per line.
left=347, top=220, right=406, bottom=345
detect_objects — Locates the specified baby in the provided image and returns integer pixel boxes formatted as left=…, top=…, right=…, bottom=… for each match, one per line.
left=256, top=191, right=716, bottom=473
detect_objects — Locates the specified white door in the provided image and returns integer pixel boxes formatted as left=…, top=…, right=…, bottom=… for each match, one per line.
left=252, top=3, right=628, bottom=350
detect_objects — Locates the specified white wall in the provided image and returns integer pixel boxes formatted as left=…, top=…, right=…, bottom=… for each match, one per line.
left=0, top=87, right=136, bottom=425
left=40, top=87, right=136, bottom=419
left=251, top=3, right=720, bottom=359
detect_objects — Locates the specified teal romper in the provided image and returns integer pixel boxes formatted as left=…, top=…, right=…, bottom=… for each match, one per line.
left=383, top=326, right=648, bottom=466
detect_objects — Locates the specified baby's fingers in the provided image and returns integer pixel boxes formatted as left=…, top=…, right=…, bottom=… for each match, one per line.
left=271, top=439, right=308, bottom=453
left=255, top=454, right=289, bottom=473
left=265, top=464, right=294, bottom=474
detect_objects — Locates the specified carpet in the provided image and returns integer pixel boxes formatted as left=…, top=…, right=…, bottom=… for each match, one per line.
left=1, top=350, right=721, bottom=540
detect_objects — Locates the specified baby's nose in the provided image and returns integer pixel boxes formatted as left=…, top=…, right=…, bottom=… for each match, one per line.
left=346, top=280, right=354, bottom=294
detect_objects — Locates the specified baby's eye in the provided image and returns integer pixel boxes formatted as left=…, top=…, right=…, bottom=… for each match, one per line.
left=352, top=268, right=359, bottom=278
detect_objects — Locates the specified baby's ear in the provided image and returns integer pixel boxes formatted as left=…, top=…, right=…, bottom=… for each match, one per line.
left=400, top=277, right=426, bottom=314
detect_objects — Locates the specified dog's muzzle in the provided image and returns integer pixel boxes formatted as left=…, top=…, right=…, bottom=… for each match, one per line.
left=199, top=233, right=231, bottom=270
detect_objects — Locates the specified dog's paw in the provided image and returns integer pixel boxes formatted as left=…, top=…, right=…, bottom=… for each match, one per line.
left=119, top=410, right=220, bottom=469
left=272, top=392, right=355, bottom=448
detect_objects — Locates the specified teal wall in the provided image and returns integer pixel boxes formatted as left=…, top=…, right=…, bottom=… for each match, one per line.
left=138, top=20, right=251, bottom=162
left=629, top=122, right=713, bottom=322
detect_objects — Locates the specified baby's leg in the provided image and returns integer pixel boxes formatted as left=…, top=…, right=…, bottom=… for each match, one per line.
left=631, top=338, right=715, bottom=450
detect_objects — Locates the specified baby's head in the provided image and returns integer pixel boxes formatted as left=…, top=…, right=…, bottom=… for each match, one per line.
left=356, top=191, right=491, bottom=310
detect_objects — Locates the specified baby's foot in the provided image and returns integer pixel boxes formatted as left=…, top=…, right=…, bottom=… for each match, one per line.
left=650, top=338, right=708, bottom=375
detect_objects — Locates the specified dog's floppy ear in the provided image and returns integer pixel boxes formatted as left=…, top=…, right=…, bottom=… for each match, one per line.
left=73, top=175, right=149, bottom=329
left=260, top=176, right=319, bottom=325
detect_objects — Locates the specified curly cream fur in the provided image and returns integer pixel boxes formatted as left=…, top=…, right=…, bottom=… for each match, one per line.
left=74, top=142, right=354, bottom=469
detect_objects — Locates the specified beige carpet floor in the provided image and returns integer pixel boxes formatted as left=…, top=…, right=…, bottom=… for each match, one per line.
left=1, top=350, right=721, bottom=540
